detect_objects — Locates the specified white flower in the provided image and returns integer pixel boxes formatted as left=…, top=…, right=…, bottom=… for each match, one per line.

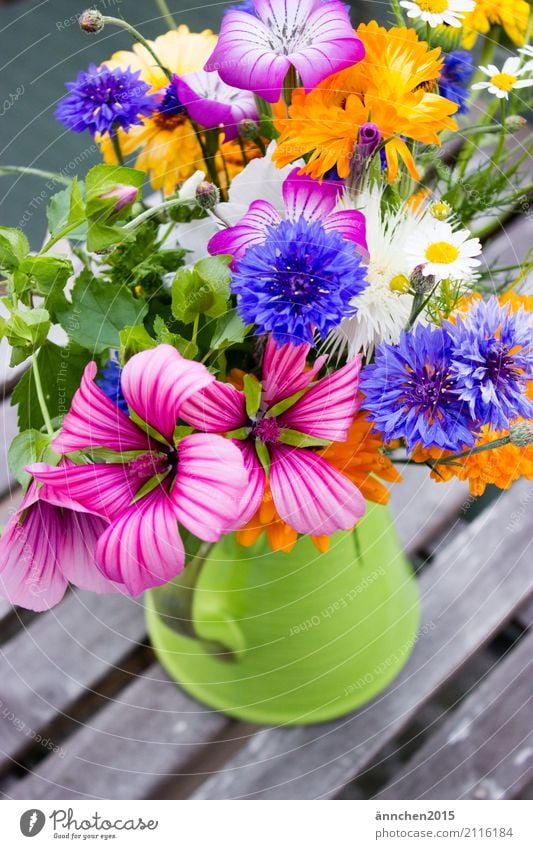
left=471, top=56, right=533, bottom=100
left=405, top=220, right=482, bottom=282
left=518, top=44, right=533, bottom=73
left=329, top=187, right=426, bottom=359
left=400, top=0, right=474, bottom=28
left=172, top=142, right=301, bottom=264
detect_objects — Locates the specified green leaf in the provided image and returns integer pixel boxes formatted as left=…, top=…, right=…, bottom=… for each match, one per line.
left=11, top=342, right=89, bottom=432
left=267, top=388, right=308, bottom=418
left=85, top=165, right=144, bottom=251
left=0, top=227, right=29, bottom=270
left=278, top=428, right=332, bottom=449
left=8, top=429, right=53, bottom=491
left=153, top=315, right=198, bottom=359
left=85, top=163, right=144, bottom=201
left=132, top=472, right=170, bottom=503
left=255, top=438, right=270, bottom=474
left=57, top=271, right=148, bottom=354
left=171, top=255, right=232, bottom=324
left=46, top=181, right=87, bottom=241
left=119, top=324, right=156, bottom=362
left=18, top=255, right=73, bottom=293
left=3, top=307, right=50, bottom=353
left=243, top=374, right=262, bottom=419
left=210, top=309, right=247, bottom=349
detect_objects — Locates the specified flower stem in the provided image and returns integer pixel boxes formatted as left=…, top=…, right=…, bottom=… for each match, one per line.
left=123, top=196, right=193, bottom=231
left=0, top=166, right=72, bottom=184
left=39, top=219, right=85, bottom=254
left=435, top=436, right=511, bottom=465
left=110, top=125, right=125, bottom=166
left=32, top=354, right=54, bottom=437
left=390, top=0, right=405, bottom=26
left=154, top=0, right=177, bottom=28
left=102, top=16, right=172, bottom=80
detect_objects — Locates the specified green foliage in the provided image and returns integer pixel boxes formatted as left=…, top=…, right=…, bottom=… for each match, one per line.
left=17, top=255, right=73, bottom=313
left=57, top=270, right=148, bottom=354
left=278, top=429, right=331, bottom=448
left=0, top=227, right=29, bottom=271
left=84, top=163, right=144, bottom=251
left=8, top=429, right=56, bottom=491
left=11, top=342, right=89, bottom=432
left=243, top=374, right=262, bottom=418
left=119, top=324, right=157, bottom=362
left=46, top=179, right=87, bottom=241
left=210, top=309, right=248, bottom=349
left=105, top=220, right=185, bottom=295
left=0, top=307, right=51, bottom=366
left=172, top=255, right=232, bottom=324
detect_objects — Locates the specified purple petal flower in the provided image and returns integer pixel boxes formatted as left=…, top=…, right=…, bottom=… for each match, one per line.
left=360, top=324, right=476, bottom=452
left=445, top=297, right=533, bottom=431
left=205, top=0, right=365, bottom=103
left=176, top=69, right=259, bottom=141
left=55, top=64, right=158, bottom=137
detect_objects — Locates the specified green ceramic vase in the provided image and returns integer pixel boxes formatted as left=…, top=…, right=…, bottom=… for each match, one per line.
left=145, top=501, right=420, bottom=726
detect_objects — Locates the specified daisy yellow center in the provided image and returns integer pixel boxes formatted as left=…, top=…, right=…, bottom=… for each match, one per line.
left=490, top=72, right=517, bottom=92
left=417, top=0, right=448, bottom=12
left=425, top=241, right=460, bottom=264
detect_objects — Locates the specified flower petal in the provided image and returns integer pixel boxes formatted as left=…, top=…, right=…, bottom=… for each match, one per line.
left=234, top=438, right=266, bottom=525
left=180, top=379, right=247, bottom=432
left=282, top=168, right=339, bottom=222
left=120, top=344, right=214, bottom=443
left=279, top=356, right=362, bottom=440
left=59, top=510, right=122, bottom=594
left=269, top=443, right=366, bottom=535
left=262, top=336, right=327, bottom=408
left=172, top=433, right=248, bottom=541
left=28, top=461, right=141, bottom=521
left=208, top=199, right=281, bottom=263
left=323, top=209, right=368, bottom=253
left=96, top=486, right=184, bottom=595
left=0, top=492, right=68, bottom=611
left=53, top=362, right=149, bottom=455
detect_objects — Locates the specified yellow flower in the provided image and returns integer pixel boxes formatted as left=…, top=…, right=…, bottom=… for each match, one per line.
left=273, top=22, right=458, bottom=182
left=461, top=0, right=530, bottom=48
left=99, top=26, right=220, bottom=194
left=237, top=412, right=402, bottom=554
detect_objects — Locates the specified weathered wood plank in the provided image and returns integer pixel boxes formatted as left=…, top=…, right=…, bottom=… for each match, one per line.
left=0, top=589, right=145, bottom=773
left=4, top=663, right=230, bottom=800
left=0, top=398, right=19, bottom=498
left=376, top=629, right=533, bottom=800
left=191, top=481, right=533, bottom=799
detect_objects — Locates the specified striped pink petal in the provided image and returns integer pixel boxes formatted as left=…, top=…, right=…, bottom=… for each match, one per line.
left=180, top=379, right=247, bottom=433
left=262, top=336, right=327, bottom=408
left=279, top=356, right=362, bottom=441
left=53, top=362, right=149, bottom=455
left=323, top=209, right=368, bottom=253
left=120, top=345, right=214, bottom=444
left=208, top=200, right=281, bottom=264
left=171, top=433, right=248, bottom=541
left=235, top=438, right=266, bottom=525
left=96, top=485, right=184, bottom=595
left=282, top=169, right=339, bottom=222
left=56, top=509, right=122, bottom=595
left=28, top=461, right=141, bottom=521
left=269, top=443, right=366, bottom=535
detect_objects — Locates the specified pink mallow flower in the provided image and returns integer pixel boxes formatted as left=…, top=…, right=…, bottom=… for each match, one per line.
left=180, top=337, right=366, bottom=536
left=29, top=346, right=248, bottom=596
left=205, top=0, right=365, bottom=103
left=0, top=462, right=119, bottom=612
left=175, top=70, right=259, bottom=142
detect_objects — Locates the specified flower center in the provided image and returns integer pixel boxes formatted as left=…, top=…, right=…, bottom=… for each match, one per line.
left=489, top=73, right=517, bottom=92
left=389, top=274, right=410, bottom=293
left=129, top=451, right=171, bottom=479
left=425, top=241, right=460, bottom=264
left=253, top=416, right=281, bottom=444
left=153, top=79, right=187, bottom=128
left=417, top=0, right=448, bottom=12
left=485, top=344, right=521, bottom=385
left=404, top=363, right=455, bottom=414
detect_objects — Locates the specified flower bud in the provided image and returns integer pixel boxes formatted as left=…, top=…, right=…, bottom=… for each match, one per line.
left=509, top=421, right=533, bottom=447
left=79, top=9, right=105, bottom=33
left=506, top=115, right=527, bottom=134
left=410, top=265, right=436, bottom=293
left=195, top=181, right=220, bottom=210
left=358, top=122, right=382, bottom=157
left=101, top=184, right=138, bottom=213
left=430, top=201, right=452, bottom=221
left=238, top=118, right=260, bottom=140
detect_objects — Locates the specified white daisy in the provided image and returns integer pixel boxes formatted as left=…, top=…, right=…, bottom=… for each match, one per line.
left=329, top=187, right=425, bottom=359
left=405, top=220, right=482, bottom=283
left=400, top=0, right=475, bottom=28
left=518, top=44, right=533, bottom=73
left=471, top=56, right=533, bottom=100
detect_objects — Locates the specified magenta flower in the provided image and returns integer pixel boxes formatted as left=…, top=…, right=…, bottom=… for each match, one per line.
left=175, top=70, right=259, bottom=141
left=205, top=0, right=364, bottom=103
left=181, top=337, right=366, bottom=536
left=208, top=167, right=367, bottom=263
left=0, top=464, right=118, bottom=612
left=30, top=346, right=248, bottom=596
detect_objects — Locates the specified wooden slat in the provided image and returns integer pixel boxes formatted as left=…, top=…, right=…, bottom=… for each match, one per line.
left=0, top=398, right=19, bottom=497
left=4, top=663, right=230, bottom=800
left=376, top=630, right=533, bottom=800
left=191, top=481, right=533, bottom=799
left=0, top=589, right=145, bottom=773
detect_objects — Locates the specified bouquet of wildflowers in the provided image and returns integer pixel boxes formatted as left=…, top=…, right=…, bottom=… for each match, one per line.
left=0, top=0, right=532, bottom=617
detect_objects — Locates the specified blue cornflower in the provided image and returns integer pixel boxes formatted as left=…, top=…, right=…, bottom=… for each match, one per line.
left=224, top=0, right=258, bottom=15
left=446, top=297, right=533, bottom=431
left=439, top=51, right=474, bottom=115
left=158, top=76, right=186, bottom=117
left=360, top=324, right=475, bottom=452
left=97, top=357, right=129, bottom=415
left=231, top=216, right=367, bottom=346
left=55, top=64, right=158, bottom=137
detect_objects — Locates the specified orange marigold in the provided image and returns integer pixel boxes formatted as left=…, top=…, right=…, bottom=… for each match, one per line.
left=237, top=412, right=402, bottom=554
